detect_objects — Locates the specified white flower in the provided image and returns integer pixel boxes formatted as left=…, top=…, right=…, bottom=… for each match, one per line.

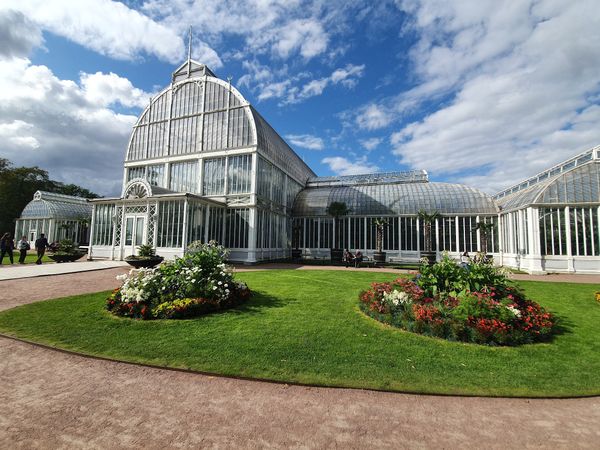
left=218, top=281, right=222, bottom=285
left=506, top=305, right=521, bottom=318
left=383, top=290, right=412, bottom=307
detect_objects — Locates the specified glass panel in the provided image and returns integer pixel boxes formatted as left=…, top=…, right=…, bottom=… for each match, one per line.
left=125, top=217, right=134, bottom=246
left=135, top=217, right=144, bottom=246
left=227, top=154, right=252, bottom=194
left=203, top=158, right=226, bottom=195
left=170, top=161, right=198, bottom=193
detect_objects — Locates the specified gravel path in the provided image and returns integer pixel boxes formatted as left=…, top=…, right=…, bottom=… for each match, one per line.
left=1, top=267, right=599, bottom=448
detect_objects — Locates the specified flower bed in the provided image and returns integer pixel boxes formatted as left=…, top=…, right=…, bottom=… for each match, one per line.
left=107, top=241, right=250, bottom=320
left=359, top=254, right=556, bottom=345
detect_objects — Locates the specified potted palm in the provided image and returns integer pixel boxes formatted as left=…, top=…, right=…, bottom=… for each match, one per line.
left=373, top=218, right=388, bottom=263
left=474, top=221, right=495, bottom=263
left=326, top=201, right=351, bottom=262
left=125, top=244, right=164, bottom=268
left=417, top=210, right=439, bottom=265
left=48, top=239, right=87, bottom=263
left=291, top=221, right=302, bottom=259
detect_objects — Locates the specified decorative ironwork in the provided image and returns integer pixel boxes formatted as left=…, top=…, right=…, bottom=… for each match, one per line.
left=227, top=195, right=252, bottom=206
left=114, top=206, right=123, bottom=246
left=125, top=205, right=148, bottom=214
left=123, top=179, right=151, bottom=199
left=147, top=203, right=157, bottom=246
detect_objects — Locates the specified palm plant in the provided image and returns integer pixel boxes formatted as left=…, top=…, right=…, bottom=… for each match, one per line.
left=326, top=201, right=351, bottom=249
left=474, top=221, right=495, bottom=255
left=417, top=210, right=440, bottom=253
left=373, top=218, right=389, bottom=254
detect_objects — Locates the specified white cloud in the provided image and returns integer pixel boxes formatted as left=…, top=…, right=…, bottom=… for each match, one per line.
left=257, top=80, right=292, bottom=101
left=356, top=104, right=393, bottom=130
left=286, top=134, right=325, bottom=151
left=0, top=9, right=43, bottom=60
left=143, top=0, right=330, bottom=63
left=359, top=137, right=382, bottom=152
left=273, top=19, right=328, bottom=59
left=247, top=63, right=365, bottom=104
left=0, top=120, right=40, bottom=149
left=3, top=1, right=191, bottom=64
left=81, top=72, right=153, bottom=109
left=322, top=156, right=379, bottom=175
left=0, top=58, right=152, bottom=196
left=385, top=0, right=600, bottom=193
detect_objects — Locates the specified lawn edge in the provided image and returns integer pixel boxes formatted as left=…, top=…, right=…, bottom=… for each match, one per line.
left=2, top=331, right=599, bottom=400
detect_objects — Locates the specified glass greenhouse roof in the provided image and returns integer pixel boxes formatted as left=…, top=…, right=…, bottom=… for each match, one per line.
left=293, top=181, right=498, bottom=216
left=306, top=170, right=428, bottom=187
left=496, top=160, right=600, bottom=211
left=20, top=191, right=92, bottom=219
left=495, top=145, right=599, bottom=200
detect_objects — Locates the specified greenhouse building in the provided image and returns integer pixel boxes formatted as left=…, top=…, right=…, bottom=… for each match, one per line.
left=15, top=191, right=92, bottom=245
left=87, top=56, right=600, bottom=274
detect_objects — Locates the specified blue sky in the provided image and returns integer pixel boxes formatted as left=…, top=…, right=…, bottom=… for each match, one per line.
left=1, top=0, right=599, bottom=196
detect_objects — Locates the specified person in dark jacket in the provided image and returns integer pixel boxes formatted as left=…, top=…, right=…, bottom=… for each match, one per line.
left=343, top=249, right=353, bottom=268
left=17, top=235, right=30, bottom=264
left=0, top=233, right=15, bottom=265
left=35, top=233, right=49, bottom=265
left=354, top=250, right=363, bottom=268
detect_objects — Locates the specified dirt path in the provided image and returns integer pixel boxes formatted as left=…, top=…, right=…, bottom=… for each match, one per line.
left=1, top=268, right=599, bottom=448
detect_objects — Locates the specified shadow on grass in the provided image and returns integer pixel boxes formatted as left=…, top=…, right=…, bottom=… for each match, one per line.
left=549, top=312, right=573, bottom=341
left=228, top=290, right=290, bottom=316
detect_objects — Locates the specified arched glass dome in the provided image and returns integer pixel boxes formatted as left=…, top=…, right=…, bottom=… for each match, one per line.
left=20, top=191, right=92, bottom=219
left=293, top=181, right=498, bottom=216
left=124, top=59, right=314, bottom=184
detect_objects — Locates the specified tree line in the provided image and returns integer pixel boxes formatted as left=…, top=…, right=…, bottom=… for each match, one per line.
left=0, top=158, right=100, bottom=236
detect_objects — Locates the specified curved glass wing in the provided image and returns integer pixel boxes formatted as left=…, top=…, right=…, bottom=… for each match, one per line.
left=20, top=191, right=92, bottom=219
left=293, top=182, right=498, bottom=216
left=497, top=161, right=600, bottom=211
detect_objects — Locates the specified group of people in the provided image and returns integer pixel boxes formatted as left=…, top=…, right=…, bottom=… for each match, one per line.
left=343, top=249, right=364, bottom=268
left=0, top=233, right=49, bottom=265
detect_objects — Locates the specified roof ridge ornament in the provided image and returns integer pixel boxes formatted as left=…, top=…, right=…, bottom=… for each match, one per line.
left=187, top=25, right=193, bottom=77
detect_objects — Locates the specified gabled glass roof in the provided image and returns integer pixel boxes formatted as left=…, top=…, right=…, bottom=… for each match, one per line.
left=496, top=160, right=600, bottom=211
left=293, top=182, right=498, bottom=216
left=20, top=191, right=92, bottom=219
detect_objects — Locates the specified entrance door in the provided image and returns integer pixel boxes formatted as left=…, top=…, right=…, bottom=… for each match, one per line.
left=124, top=215, right=146, bottom=255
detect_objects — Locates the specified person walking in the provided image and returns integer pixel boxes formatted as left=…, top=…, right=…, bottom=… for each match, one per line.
left=35, top=233, right=49, bottom=265
left=17, top=235, right=30, bottom=264
left=0, top=233, right=15, bottom=265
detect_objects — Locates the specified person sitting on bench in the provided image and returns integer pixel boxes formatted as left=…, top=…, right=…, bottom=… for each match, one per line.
left=343, top=249, right=353, bottom=268
left=354, top=250, right=363, bottom=268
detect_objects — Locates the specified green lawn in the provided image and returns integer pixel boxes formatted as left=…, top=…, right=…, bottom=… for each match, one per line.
left=0, top=270, right=598, bottom=397
left=1, top=251, right=52, bottom=265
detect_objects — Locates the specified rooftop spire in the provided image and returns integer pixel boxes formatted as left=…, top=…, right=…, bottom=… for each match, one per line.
left=187, top=26, right=192, bottom=76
